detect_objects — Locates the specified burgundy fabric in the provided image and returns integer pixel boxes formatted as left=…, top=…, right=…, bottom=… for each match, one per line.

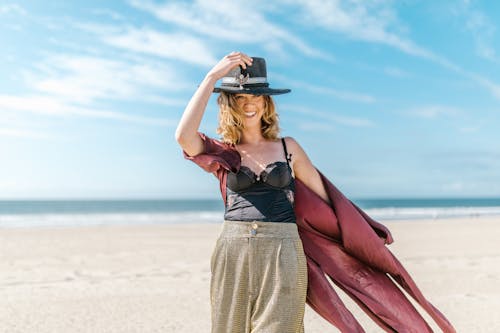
left=182, top=132, right=456, bottom=333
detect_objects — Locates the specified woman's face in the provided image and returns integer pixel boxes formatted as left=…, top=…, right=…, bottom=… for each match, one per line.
left=234, top=93, right=265, bottom=125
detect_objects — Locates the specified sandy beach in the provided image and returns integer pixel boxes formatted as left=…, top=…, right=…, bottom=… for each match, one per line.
left=1, top=216, right=499, bottom=333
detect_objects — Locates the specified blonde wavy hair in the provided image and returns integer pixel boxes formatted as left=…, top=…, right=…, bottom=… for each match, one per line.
left=216, top=92, right=280, bottom=145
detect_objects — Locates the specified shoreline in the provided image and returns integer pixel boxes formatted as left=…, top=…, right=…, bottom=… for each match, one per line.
left=1, top=216, right=498, bottom=332
left=1, top=212, right=500, bottom=230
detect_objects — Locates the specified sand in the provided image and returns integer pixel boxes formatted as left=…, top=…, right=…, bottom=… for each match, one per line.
left=0, top=216, right=499, bottom=332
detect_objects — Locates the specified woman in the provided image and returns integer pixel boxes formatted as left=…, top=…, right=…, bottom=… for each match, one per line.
left=175, top=52, right=324, bottom=332
left=176, top=52, right=456, bottom=333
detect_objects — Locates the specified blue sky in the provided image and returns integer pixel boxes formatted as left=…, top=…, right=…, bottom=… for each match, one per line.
left=1, top=1, right=499, bottom=199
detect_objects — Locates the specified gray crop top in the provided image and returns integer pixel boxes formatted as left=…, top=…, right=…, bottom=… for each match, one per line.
left=224, top=138, right=296, bottom=223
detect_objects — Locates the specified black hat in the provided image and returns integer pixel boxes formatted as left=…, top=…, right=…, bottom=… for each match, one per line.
left=213, top=57, right=291, bottom=95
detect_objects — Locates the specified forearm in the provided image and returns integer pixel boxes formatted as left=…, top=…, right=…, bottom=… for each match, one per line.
left=175, top=74, right=217, bottom=143
left=175, top=51, right=252, bottom=154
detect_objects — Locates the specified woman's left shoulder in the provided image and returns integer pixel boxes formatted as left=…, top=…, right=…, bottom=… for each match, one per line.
left=281, top=136, right=306, bottom=155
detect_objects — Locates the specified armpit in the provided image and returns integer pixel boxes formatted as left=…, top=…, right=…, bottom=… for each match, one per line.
left=182, top=132, right=241, bottom=174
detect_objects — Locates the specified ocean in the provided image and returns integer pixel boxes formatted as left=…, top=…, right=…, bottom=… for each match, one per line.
left=0, top=198, right=499, bottom=228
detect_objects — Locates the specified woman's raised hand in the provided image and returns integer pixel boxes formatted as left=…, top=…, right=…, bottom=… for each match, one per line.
left=176, top=52, right=253, bottom=155
left=206, top=51, right=253, bottom=81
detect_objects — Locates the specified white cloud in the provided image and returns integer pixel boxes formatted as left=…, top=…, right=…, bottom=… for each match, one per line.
left=453, top=1, right=497, bottom=62
left=67, top=105, right=175, bottom=126
left=273, top=73, right=375, bottom=103
left=383, top=66, right=411, bottom=78
left=72, top=20, right=219, bottom=66
left=0, top=128, right=54, bottom=139
left=103, top=28, right=218, bottom=66
left=408, top=105, right=461, bottom=119
left=0, top=111, right=60, bottom=140
left=284, top=105, right=375, bottom=127
left=295, top=121, right=334, bottom=132
left=0, top=94, right=175, bottom=127
left=24, top=54, right=185, bottom=105
left=301, top=83, right=375, bottom=104
left=0, top=15, right=194, bottom=134
left=282, top=0, right=460, bottom=68
left=466, top=72, right=500, bottom=99
left=280, top=0, right=431, bottom=58
left=71, top=21, right=123, bottom=35
left=0, top=95, right=68, bottom=115
left=282, top=0, right=500, bottom=100
left=128, top=0, right=330, bottom=60
left=90, top=8, right=126, bottom=21
left=0, top=4, right=26, bottom=15
left=458, top=126, right=480, bottom=133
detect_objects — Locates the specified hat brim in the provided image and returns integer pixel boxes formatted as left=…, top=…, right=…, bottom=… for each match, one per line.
left=213, top=86, right=291, bottom=96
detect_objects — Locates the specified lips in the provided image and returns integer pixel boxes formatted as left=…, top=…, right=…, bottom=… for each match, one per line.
left=244, top=111, right=256, bottom=118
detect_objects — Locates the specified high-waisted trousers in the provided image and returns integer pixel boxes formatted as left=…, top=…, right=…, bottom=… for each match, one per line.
left=210, top=220, right=308, bottom=333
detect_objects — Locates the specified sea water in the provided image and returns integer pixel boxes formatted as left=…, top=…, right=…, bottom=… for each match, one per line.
left=0, top=198, right=499, bottom=228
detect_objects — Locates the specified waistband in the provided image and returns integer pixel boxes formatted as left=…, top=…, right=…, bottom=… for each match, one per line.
left=220, top=220, right=299, bottom=238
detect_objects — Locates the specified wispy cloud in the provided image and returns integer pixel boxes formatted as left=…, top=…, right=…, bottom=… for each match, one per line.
left=128, top=0, right=330, bottom=60
left=0, top=95, right=67, bottom=115
left=0, top=9, right=194, bottom=135
left=0, top=127, right=54, bottom=139
left=282, top=0, right=458, bottom=66
left=0, top=3, right=26, bottom=15
left=294, top=121, right=335, bottom=132
left=405, top=104, right=487, bottom=134
left=284, top=105, right=375, bottom=127
left=423, top=150, right=500, bottom=172
left=103, top=28, right=218, bottom=66
left=273, top=73, right=375, bottom=103
left=458, top=126, right=480, bottom=133
left=408, top=105, right=462, bottom=119
left=90, top=8, right=126, bottom=21
left=383, top=66, right=412, bottom=78
left=299, top=82, right=375, bottom=104
left=451, top=1, right=497, bottom=62
left=0, top=111, right=59, bottom=140
left=71, top=19, right=219, bottom=67
left=466, top=72, right=500, bottom=99
left=281, top=0, right=433, bottom=58
left=282, top=0, right=500, bottom=100
left=0, top=94, right=175, bottom=127
left=22, top=54, right=186, bottom=105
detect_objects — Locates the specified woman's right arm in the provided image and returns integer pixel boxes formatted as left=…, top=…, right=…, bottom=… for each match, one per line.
left=175, top=52, right=253, bottom=157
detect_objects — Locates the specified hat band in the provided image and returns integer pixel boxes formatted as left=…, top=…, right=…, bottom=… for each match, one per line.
left=221, top=77, right=268, bottom=85
left=220, top=82, right=269, bottom=88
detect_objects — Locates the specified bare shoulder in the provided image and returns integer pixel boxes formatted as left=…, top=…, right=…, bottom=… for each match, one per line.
left=283, top=136, right=331, bottom=204
left=282, top=136, right=310, bottom=163
left=282, top=135, right=313, bottom=176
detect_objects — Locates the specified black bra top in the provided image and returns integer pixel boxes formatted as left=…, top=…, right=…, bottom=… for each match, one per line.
left=226, top=161, right=293, bottom=191
left=224, top=138, right=296, bottom=223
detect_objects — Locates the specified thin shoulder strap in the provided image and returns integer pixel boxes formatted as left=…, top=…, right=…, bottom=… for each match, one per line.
left=281, top=137, right=292, bottom=168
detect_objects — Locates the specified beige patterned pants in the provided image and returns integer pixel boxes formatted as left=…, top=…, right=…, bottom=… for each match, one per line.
left=210, top=220, right=308, bottom=333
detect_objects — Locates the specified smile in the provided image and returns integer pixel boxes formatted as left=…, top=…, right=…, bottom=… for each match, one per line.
left=244, top=111, right=256, bottom=117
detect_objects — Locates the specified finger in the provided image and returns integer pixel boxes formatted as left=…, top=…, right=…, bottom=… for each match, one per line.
left=228, top=51, right=241, bottom=58
left=226, top=52, right=251, bottom=68
left=227, top=59, right=243, bottom=71
left=236, top=52, right=250, bottom=61
left=230, top=54, right=252, bottom=67
left=228, top=51, right=249, bottom=61
left=242, top=54, right=253, bottom=65
left=226, top=55, right=242, bottom=64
